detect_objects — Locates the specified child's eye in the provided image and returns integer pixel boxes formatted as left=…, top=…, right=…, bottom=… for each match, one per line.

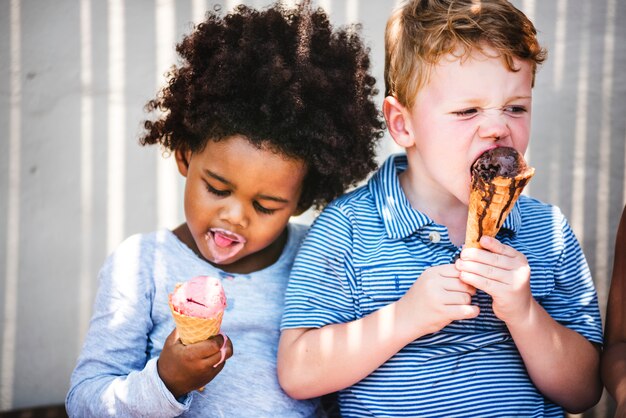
left=503, top=105, right=527, bottom=115
left=253, top=201, right=277, bottom=215
left=453, top=108, right=479, bottom=117
left=206, top=183, right=230, bottom=197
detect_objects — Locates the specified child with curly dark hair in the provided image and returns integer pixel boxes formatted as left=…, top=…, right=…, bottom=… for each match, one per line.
left=65, top=2, right=384, bottom=416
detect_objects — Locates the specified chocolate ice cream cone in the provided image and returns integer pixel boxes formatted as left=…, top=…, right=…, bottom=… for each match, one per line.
left=464, top=147, right=534, bottom=249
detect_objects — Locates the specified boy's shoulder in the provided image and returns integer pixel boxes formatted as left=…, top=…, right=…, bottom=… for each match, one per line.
left=516, top=195, right=574, bottom=242
left=517, top=195, right=565, bottom=221
left=314, top=185, right=379, bottom=229
left=328, top=182, right=376, bottom=211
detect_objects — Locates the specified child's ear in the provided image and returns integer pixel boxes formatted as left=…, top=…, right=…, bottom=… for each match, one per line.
left=383, top=96, right=415, bottom=148
left=174, top=148, right=192, bottom=177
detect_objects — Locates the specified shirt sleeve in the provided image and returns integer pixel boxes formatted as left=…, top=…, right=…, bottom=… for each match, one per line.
left=65, top=236, right=191, bottom=418
left=539, top=209, right=604, bottom=345
left=281, top=205, right=359, bottom=330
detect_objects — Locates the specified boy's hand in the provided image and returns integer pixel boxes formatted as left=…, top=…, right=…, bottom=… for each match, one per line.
left=157, top=329, right=233, bottom=398
left=400, top=264, right=479, bottom=336
left=456, top=235, right=532, bottom=325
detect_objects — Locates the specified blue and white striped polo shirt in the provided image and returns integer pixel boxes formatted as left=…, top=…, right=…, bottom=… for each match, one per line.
left=281, top=154, right=602, bottom=417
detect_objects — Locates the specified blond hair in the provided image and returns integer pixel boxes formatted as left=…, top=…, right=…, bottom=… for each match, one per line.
left=385, top=0, right=547, bottom=107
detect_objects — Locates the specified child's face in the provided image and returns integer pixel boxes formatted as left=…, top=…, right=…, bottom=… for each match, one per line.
left=396, top=46, right=533, bottom=207
left=176, top=136, right=306, bottom=273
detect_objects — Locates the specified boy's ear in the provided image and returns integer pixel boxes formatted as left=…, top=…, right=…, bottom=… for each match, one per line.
left=383, top=96, right=415, bottom=148
left=174, top=148, right=192, bottom=177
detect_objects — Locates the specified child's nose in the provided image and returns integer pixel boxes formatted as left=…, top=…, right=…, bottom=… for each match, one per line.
left=477, top=111, right=509, bottom=141
left=219, top=200, right=248, bottom=228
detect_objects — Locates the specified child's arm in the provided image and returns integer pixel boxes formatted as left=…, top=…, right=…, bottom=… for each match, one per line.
left=602, top=206, right=626, bottom=416
left=278, top=263, right=479, bottom=399
left=456, top=235, right=602, bottom=414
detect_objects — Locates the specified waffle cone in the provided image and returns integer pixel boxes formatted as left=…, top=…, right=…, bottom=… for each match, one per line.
left=464, top=168, right=534, bottom=249
left=169, top=302, right=224, bottom=345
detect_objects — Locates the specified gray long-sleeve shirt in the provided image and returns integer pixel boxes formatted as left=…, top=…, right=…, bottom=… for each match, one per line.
left=66, top=223, right=319, bottom=417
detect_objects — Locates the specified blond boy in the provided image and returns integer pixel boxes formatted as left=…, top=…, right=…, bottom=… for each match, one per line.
left=278, top=1, right=603, bottom=416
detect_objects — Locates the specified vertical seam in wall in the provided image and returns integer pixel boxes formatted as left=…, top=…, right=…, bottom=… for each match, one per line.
left=521, top=0, right=535, bottom=194
left=553, top=0, right=567, bottom=91
left=347, top=0, right=358, bottom=23
left=107, top=0, right=125, bottom=253
left=319, top=0, right=331, bottom=14
left=1, top=0, right=20, bottom=410
left=548, top=0, right=568, bottom=206
left=191, top=0, right=206, bottom=24
left=156, top=0, right=178, bottom=231
left=79, top=0, right=94, bottom=349
left=522, top=0, right=535, bottom=22
left=571, top=2, right=592, bottom=242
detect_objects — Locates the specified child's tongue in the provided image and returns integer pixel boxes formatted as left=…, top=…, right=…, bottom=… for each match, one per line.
left=206, top=228, right=246, bottom=264
left=214, top=231, right=235, bottom=247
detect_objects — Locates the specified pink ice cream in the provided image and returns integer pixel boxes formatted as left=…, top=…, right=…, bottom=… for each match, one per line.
left=169, top=276, right=226, bottom=319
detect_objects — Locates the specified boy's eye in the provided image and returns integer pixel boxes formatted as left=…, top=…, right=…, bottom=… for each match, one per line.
left=453, top=108, right=479, bottom=117
left=253, top=201, right=277, bottom=215
left=503, top=105, right=527, bottom=115
left=206, top=183, right=230, bottom=197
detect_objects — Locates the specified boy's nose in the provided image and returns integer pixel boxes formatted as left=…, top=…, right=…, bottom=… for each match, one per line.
left=220, top=200, right=249, bottom=228
left=477, top=111, right=509, bottom=141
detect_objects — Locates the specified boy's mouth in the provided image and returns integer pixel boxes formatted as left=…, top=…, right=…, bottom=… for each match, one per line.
left=205, top=228, right=247, bottom=264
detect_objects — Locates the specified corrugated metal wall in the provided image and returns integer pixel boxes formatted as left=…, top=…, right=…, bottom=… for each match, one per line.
left=0, top=0, right=624, bottom=415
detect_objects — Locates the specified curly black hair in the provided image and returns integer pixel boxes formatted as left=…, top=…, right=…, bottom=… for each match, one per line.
left=140, top=1, right=385, bottom=211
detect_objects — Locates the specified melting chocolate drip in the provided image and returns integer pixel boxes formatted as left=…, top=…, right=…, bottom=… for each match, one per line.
left=470, top=147, right=531, bottom=243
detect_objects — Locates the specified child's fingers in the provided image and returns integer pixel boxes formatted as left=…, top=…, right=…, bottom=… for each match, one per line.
left=446, top=304, right=480, bottom=319
left=163, top=327, right=181, bottom=347
left=203, top=337, right=233, bottom=372
left=458, top=270, right=506, bottom=295
left=187, top=334, right=225, bottom=357
left=212, top=334, right=230, bottom=368
left=437, top=264, right=461, bottom=278
left=442, top=276, right=476, bottom=295
left=445, top=289, right=473, bottom=306
left=478, top=236, right=518, bottom=257
left=189, top=334, right=234, bottom=367
left=460, top=240, right=520, bottom=272
left=456, top=258, right=508, bottom=284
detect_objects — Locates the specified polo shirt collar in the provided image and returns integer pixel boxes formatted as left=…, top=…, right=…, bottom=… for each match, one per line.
left=369, top=154, right=523, bottom=241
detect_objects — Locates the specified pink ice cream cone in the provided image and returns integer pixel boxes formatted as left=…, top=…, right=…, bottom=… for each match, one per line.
left=168, top=276, right=227, bottom=345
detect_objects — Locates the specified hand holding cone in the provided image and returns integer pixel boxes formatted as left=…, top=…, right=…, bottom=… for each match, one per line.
left=464, top=147, right=534, bottom=249
left=168, top=276, right=229, bottom=391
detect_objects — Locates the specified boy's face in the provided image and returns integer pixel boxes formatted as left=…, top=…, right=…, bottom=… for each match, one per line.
left=388, top=46, right=533, bottom=208
left=175, top=135, right=306, bottom=273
